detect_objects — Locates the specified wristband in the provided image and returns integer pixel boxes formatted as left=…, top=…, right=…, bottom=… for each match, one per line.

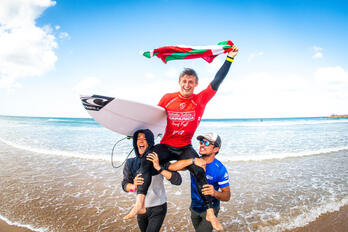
left=226, top=56, right=234, bottom=63
left=158, top=167, right=164, bottom=173
left=192, top=157, right=195, bottom=165
left=129, top=186, right=136, bottom=192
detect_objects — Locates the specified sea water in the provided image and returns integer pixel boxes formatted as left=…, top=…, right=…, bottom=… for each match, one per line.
left=0, top=115, right=347, bottom=231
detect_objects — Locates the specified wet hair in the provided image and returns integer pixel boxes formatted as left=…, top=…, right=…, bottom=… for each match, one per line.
left=179, top=68, right=199, bottom=82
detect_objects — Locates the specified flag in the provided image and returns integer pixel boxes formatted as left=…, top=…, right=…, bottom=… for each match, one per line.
left=143, top=41, right=234, bottom=63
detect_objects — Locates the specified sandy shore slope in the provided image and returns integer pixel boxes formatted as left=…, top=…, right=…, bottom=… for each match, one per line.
left=1, top=205, right=347, bottom=232
left=0, top=219, right=33, bottom=232
left=288, top=204, right=348, bottom=232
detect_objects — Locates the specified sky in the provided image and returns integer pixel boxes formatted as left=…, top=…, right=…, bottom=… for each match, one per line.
left=0, top=0, right=347, bottom=119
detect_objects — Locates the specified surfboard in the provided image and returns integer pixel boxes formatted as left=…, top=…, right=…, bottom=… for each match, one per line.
left=80, top=95, right=167, bottom=137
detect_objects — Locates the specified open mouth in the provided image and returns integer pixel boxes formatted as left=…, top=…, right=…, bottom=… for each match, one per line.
left=138, top=145, right=145, bottom=152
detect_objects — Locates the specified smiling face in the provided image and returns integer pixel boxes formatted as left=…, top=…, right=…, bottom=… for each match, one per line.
left=137, top=133, right=148, bottom=156
left=179, top=74, right=198, bottom=97
left=199, top=139, right=218, bottom=156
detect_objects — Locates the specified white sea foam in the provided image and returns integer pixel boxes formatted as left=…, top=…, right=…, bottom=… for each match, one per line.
left=47, top=118, right=72, bottom=122
left=262, top=198, right=348, bottom=232
left=219, top=146, right=348, bottom=162
left=0, top=214, right=48, bottom=232
left=47, top=118, right=96, bottom=123
left=0, top=137, right=130, bottom=162
left=1, top=137, right=347, bottom=163
left=201, top=118, right=348, bottom=128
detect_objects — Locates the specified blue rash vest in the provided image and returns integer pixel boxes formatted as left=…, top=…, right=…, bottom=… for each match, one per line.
left=190, top=158, right=230, bottom=213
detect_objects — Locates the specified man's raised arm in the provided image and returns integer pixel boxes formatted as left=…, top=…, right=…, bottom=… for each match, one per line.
left=210, top=45, right=239, bottom=91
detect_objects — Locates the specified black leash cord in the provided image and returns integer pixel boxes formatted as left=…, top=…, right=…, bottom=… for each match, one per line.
left=111, top=136, right=133, bottom=168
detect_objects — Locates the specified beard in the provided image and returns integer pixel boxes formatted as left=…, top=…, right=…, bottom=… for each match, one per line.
left=200, top=153, right=212, bottom=157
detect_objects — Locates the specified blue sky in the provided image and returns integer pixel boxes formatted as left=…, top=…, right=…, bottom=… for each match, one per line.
left=0, top=0, right=347, bottom=118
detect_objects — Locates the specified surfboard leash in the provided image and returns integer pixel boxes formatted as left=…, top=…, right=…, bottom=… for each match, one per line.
left=111, top=136, right=134, bottom=168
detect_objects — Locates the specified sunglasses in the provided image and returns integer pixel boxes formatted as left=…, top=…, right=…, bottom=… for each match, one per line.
left=200, top=140, right=214, bottom=146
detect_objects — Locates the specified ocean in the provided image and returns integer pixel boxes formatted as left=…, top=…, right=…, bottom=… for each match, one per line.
left=0, top=115, right=347, bottom=231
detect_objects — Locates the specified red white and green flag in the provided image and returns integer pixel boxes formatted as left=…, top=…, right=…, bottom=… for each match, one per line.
left=143, top=40, right=234, bottom=63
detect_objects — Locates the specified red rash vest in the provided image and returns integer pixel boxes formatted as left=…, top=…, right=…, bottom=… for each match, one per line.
left=158, top=84, right=216, bottom=147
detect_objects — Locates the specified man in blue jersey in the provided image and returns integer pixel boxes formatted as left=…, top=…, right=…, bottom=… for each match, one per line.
left=167, top=132, right=230, bottom=232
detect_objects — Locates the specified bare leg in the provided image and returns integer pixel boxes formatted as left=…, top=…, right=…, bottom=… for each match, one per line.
left=206, top=208, right=224, bottom=231
left=123, top=194, right=146, bottom=220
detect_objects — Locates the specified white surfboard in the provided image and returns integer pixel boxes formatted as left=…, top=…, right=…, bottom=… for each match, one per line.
left=80, top=95, right=167, bottom=137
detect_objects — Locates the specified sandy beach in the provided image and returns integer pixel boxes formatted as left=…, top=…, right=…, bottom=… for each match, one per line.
left=1, top=205, right=347, bottom=232
left=288, top=204, right=348, bottom=232
left=1, top=116, right=347, bottom=232
left=0, top=219, right=33, bottom=232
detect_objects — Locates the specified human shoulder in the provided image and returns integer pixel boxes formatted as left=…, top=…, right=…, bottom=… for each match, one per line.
left=197, top=84, right=215, bottom=95
left=159, top=92, right=179, bottom=107
left=126, top=157, right=138, bottom=165
left=211, top=159, right=227, bottom=174
left=195, top=84, right=216, bottom=103
left=162, top=92, right=178, bottom=100
left=212, top=159, right=229, bottom=187
left=125, top=157, right=140, bottom=172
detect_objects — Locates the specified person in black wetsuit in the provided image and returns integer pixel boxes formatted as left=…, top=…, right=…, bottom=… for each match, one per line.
left=122, top=129, right=182, bottom=232
left=124, top=45, right=239, bottom=231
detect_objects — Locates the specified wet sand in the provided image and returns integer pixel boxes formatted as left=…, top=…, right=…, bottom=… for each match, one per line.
left=1, top=205, right=347, bottom=232
left=288, top=204, right=348, bottom=232
left=0, top=219, right=33, bottom=232
left=1, top=139, right=347, bottom=232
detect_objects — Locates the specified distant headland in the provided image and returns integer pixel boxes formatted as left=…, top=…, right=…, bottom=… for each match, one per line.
left=327, top=114, right=348, bottom=118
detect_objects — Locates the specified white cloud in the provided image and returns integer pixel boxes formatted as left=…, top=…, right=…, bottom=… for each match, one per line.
left=314, top=66, right=348, bottom=103
left=315, top=66, right=348, bottom=83
left=0, top=0, right=57, bottom=89
left=204, top=67, right=348, bottom=118
left=312, top=52, right=323, bottom=59
left=59, top=32, right=70, bottom=40
left=0, top=76, right=22, bottom=89
left=312, top=46, right=323, bottom=59
left=248, top=51, right=264, bottom=62
left=313, top=46, right=322, bottom=51
left=74, top=77, right=101, bottom=94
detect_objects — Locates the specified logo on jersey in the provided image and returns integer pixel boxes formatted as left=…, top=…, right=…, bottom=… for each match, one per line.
left=172, top=130, right=184, bottom=135
left=206, top=175, right=213, bottom=180
left=179, top=103, right=186, bottom=110
left=224, top=172, right=229, bottom=180
left=168, top=111, right=195, bottom=121
left=172, top=121, right=189, bottom=127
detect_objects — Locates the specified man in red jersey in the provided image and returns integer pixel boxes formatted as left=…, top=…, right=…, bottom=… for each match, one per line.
left=124, top=45, right=239, bottom=231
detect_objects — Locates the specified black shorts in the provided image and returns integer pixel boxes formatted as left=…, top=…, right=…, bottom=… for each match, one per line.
left=152, top=143, right=199, bottom=163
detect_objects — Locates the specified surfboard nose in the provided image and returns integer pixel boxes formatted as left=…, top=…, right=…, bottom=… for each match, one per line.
left=80, top=94, right=115, bottom=111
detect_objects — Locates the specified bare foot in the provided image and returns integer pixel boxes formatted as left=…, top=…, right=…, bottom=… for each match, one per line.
left=123, top=205, right=146, bottom=219
left=206, top=208, right=224, bottom=231
left=123, top=194, right=146, bottom=220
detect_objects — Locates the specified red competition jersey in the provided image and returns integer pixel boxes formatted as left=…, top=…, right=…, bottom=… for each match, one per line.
left=158, top=84, right=216, bottom=147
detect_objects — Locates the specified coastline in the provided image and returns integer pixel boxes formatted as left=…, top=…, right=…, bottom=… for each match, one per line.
left=1, top=119, right=347, bottom=232
left=0, top=219, right=33, bottom=232
left=288, top=204, right=348, bottom=232
left=1, top=205, right=347, bottom=232
left=327, top=114, right=348, bottom=119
